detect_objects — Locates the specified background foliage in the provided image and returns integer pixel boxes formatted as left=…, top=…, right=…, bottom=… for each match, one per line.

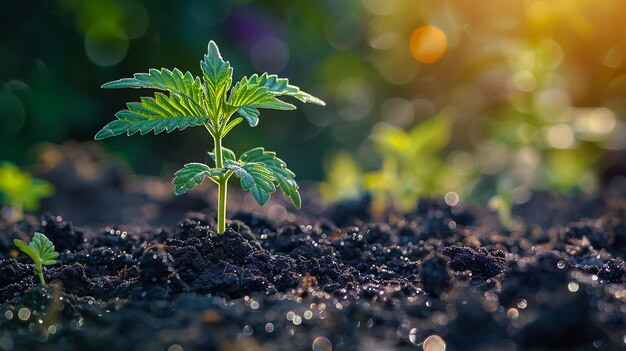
left=2, top=0, right=626, bottom=207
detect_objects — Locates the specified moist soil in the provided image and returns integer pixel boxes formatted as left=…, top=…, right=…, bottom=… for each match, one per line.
left=0, top=144, right=624, bottom=351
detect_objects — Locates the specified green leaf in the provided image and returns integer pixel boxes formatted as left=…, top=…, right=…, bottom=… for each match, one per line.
left=14, top=232, right=59, bottom=267
left=101, top=68, right=205, bottom=115
left=237, top=105, right=260, bottom=127
left=0, top=163, right=54, bottom=212
left=95, top=93, right=209, bottom=140
left=222, top=117, right=243, bottom=135
left=239, top=147, right=301, bottom=208
left=408, top=113, right=452, bottom=154
left=173, top=163, right=226, bottom=195
left=201, top=41, right=233, bottom=119
left=22, top=179, right=54, bottom=211
left=228, top=76, right=296, bottom=127
left=225, top=160, right=276, bottom=206
left=247, top=73, right=325, bottom=106
left=14, top=239, right=39, bottom=264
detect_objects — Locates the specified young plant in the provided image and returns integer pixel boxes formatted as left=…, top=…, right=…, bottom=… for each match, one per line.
left=95, top=41, right=325, bottom=234
left=0, top=162, right=54, bottom=221
left=320, top=111, right=469, bottom=214
left=14, top=232, right=59, bottom=285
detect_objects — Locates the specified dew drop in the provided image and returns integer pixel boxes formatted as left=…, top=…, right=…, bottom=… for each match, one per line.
left=293, top=315, right=302, bottom=325
left=312, top=336, right=332, bottom=351
left=17, top=308, right=30, bottom=321
left=409, top=328, right=419, bottom=344
left=423, top=335, right=446, bottom=351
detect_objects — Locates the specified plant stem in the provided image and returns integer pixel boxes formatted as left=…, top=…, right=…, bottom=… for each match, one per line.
left=37, top=266, right=45, bottom=285
left=213, top=133, right=227, bottom=234
left=217, top=178, right=227, bottom=234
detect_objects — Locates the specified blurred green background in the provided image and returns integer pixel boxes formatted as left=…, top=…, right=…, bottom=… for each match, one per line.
left=2, top=0, right=626, bottom=209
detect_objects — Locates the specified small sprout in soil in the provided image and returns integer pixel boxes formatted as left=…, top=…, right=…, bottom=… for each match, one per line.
left=320, top=110, right=460, bottom=213
left=14, top=232, right=59, bottom=285
left=488, top=180, right=516, bottom=230
left=0, top=161, right=54, bottom=221
left=96, top=41, right=325, bottom=234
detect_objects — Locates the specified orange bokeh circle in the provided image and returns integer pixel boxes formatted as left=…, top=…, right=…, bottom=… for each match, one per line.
left=410, top=26, right=447, bottom=64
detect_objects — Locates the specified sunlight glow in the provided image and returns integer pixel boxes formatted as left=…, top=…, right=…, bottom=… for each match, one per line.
left=410, top=26, right=447, bottom=64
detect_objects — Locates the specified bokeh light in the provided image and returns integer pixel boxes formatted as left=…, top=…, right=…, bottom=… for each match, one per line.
left=410, top=26, right=447, bottom=64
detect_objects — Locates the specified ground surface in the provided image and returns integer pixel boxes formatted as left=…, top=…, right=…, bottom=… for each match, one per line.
left=0, top=144, right=624, bottom=351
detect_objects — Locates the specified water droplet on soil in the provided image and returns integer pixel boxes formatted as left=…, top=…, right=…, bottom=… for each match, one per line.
left=423, top=335, right=446, bottom=351
left=293, top=315, right=302, bottom=325
left=312, top=336, right=332, bottom=351
left=17, top=308, right=30, bottom=321
left=409, top=328, right=419, bottom=344
left=4, top=311, right=13, bottom=320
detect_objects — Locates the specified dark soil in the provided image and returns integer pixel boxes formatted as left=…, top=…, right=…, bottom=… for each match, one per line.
left=0, top=144, right=624, bottom=351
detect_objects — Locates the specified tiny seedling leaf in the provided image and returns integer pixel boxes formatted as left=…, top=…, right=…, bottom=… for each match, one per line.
left=14, top=232, right=59, bottom=285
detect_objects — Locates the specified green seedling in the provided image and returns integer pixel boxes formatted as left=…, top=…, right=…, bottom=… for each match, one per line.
left=0, top=162, right=54, bottom=221
left=319, top=151, right=363, bottom=204
left=95, top=41, right=325, bottom=234
left=364, top=112, right=458, bottom=212
left=472, top=39, right=610, bottom=229
left=14, top=232, right=59, bottom=285
left=321, top=111, right=465, bottom=214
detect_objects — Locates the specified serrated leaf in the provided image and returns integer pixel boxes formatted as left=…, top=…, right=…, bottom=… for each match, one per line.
left=239, top=148, right=301, bottom=208
left=173, top=163, right=226, bottom=195
left=201, top=41, right=233, bottom=119
left=227, top=76, right=296, bottom=127
left=95, top=93, right=209, bottom=140
left=225, top=160, right=276, bottom=206
left=101, top=68, right=205, bottom=116
left=237, top=105, right=260, bottom=127
left=248, top=73, right=325, bottom=106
